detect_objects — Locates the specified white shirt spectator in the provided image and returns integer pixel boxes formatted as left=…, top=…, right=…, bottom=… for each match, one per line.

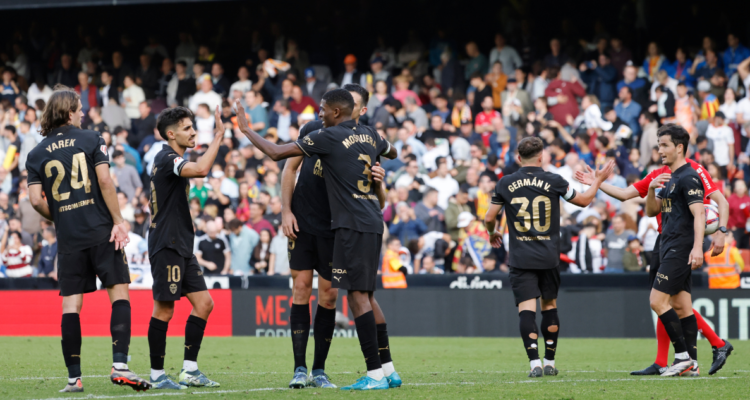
left=720, top=101, right=737, bottom=123
left=27, top=83, right=53, bottom=105
left=124, top=231, right=145, bottom=264
left=735, top=97, right=750, bottom=137
left=422, top=146, right=452, bottom=172
left=220, top=177, right=239, bottom=199
left=189, top=90, right=222, bottom=114
left=637, top=216, right=659, bottom=252
left=706, top=123, right=735, bottom=166
left=144, top=140, right=167, bottom=174
left=423, top=175, right=459, bottom=209
left=270, top=233, right=290, bottom=275
left=229, top=79, right=252, bottom=95
left=195, top=115, right=216, bottom=145
left=1, top=244, right=33, bottom=277
left=122, top=85, right=146, bottom=119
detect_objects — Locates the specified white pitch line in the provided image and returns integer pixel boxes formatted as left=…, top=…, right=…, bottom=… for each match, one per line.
left=29, top=387, right=285, bottom=400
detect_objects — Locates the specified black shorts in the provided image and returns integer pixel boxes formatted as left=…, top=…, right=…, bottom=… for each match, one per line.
left=150, top=248, right=208, bottom=301
left=509, top=267, right=560, bottom=306
left=289, top=230, right=334, bottom=281
left=331, top=228, right=382, bottom=292
left=648, top=234, right=661, bottom=287
left=652, top=257, right=692, bottom=295
left=58, top=241, right=131, bottom=296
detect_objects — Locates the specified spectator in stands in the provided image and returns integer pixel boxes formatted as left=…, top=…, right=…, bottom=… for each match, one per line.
left=36, top=226, right=57, bottom=278
left=608, top=38, right=632, bottom=80
left=543, top=38, right=567, bottom=68
left=728, top=180, right=750, bottom=249
left=50, top=54, right=77, bottom=88
left=246, top=202, right=276, bottom=236
left=414, top=188, right=445, bottom=232
left=189, top=73, right=222, bottom=113
left=641, top=42, right=668, bottom=82
left=445, top=185, right=472, bottom=242
left=489, top=33, right=522, bottom=76
left=301, top=67, right=326, bottom=105
left=501, top=77, right=533, bottom=127
left=693, top=50, right=721, bottom=82
left=210, top=62, right=231, bottom=97
left=723, top=33, right=750, bottom=76
left=622, top=236, right=645, bottom=272
left=86, top=106, right=108, bottom=133
left=227, top=218, right=259, bottom=275
left=270, top=228, right=290, bottom=275
left=418, top=255, right=444, bottom=274
left=424, top=157, right=459, bottom=210
left=1, top=230, right=33, bottom=277
left=135, top=53, right=159, bottom=99
left=616, top=65, right=649, bottom=108
left=389, top=202, right=428, bottom=245
left=615, top=86, right=642, bottom=140
left=244, top=90, right=268, bottom=136
left=603, top=214, right=635, bottom=273
left=404, top=97, right=428, bottom=131
left=545, top=66, right=586, bottom=125
left=464, top=41, right=488, bottom=81
left=706, top=111, right=734, bottom=173
left=75, top=71, right=97, bottom=116
left=580, top=53, right=617, bottom=109
left=130, top=101, right=156, bottom=148
left=196, top=220, right=231, bottom=275
left=122, top=74, right=145, bottom=120
left=251, top=229, right=274, bottom=275
left=112, top=150, right=142, bottom=201
left=337, top=54, right=361, bottom=87
left=268, top=99, right=298, bottom=142
left=288, top=85, right=317, bottom=114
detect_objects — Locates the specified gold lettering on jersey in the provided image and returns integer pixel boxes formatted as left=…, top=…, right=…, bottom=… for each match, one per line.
left=688, top=189, right=703, bottom=196
left=661, top=198, right=672, bottom=213
left=516, top=235, right=551, bottom=241
left=508, top=177, right=550, bottom=193
left=352, top=193, right=378, bottom=201
left=313, top=159, right=324, bottom=177
left=45, top=139, right=76, bottom=153
left=341, top=134, right=377, bottom=149
left=58, top=198, right=94, bottom=212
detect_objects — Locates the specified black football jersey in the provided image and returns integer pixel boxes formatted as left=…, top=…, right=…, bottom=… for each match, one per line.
left=656, top=163, right=704, bottom=261
left=292, top=121, right=333, bottom=238
left=295, top=119, right=391, bottom=234
left=148, top=147, right=193, bottom=258
left=491, top=166, right=576, bottom=270
left=26, top=125, right=113, bottom=252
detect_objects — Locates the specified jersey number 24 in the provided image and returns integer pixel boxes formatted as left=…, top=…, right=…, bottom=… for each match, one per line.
left=45, top=153, right=91, bottom=201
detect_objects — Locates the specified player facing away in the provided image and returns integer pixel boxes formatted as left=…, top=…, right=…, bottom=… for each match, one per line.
left=575, top=132, right=733, bottom=376
left=235, top=90, right=397, bottom=390
left=280, top=83, right=398, bottom=389
left=146, top=106, right=224, bottom=389
left=26, top=86, right=151, bottom=392
left=644, top=124, right=707, bottom=377
left=484, top=137, right=614, bottom=377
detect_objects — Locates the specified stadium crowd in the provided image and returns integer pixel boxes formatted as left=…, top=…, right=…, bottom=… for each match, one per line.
left=2, top=22, right=750, bottom=278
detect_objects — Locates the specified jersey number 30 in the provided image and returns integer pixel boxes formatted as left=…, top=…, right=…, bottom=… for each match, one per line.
left=511, top=196, right=552, bottom=233
left=44, top=152, right=91, bottom=201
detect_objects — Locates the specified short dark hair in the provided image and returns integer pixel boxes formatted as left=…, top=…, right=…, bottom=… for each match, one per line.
left=517, top=137, right=544, bottom=159
left=321, top=89, right=354, bottom=115
left=657, top=123, right=690, bottom=155
left=342, top=83, right=369, bottom=106
left=4, top=125, right=15, bottom=134
left=386, top=236, right=401, bottom=246
left=469, top=71, right=483, bottom=81
left=597, top=136, right=609, bottom=148
left=157, top=106, right=194, bottom=138
left=227, top=219, right=243, bottom=231
left=577, top=131, right=590, bottom=143
left=112, top=150, right=124, bottom=159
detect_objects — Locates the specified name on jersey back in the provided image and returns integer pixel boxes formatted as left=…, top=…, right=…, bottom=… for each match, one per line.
left=508, top=176, right=552, bottom=193
left=44, top=139, right=77, bottom=153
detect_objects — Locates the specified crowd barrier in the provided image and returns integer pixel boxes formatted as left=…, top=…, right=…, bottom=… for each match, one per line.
left=2, top=273, right=749, bottom=339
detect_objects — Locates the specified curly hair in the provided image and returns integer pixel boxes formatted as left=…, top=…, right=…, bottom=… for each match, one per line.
left=40, top=85, right=80, bottom=136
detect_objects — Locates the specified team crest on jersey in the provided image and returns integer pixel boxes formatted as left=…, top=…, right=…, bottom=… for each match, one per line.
left=669, top=184, right=675, bottom=194
left=100, top=145, right=107, bottom=155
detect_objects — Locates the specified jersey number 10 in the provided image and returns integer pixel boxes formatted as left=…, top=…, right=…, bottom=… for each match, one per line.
left=44, top=152, right=92, bottom=201
left=511, top=196, right=552, bottom=233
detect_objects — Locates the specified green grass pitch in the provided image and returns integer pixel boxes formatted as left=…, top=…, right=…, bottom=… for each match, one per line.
left=0, top=337, right=747, bottom=399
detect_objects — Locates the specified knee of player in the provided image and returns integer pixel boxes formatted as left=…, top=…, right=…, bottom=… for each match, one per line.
left=194, top=297, right=214, bottom=316
left=318, top=288, right=338, bottom=308
left=293, top=279, right=313, bottom=295
left=153, top=308, right=175, bottom=322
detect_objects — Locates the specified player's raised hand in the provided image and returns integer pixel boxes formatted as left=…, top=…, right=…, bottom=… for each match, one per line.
left=688, top=246, right=704, bottom=270
left=594, top=160, right=615, bottom=183
left=648, top=173, right=671, bottom=190
left=110, top=221, right=130, bottom=251
left=281, top=211, right=299, bottom=240
left=575, top=165, right=595, bottom=185
left=234, top=100, right=249, bottom=133
left=489, top=232, right=503, bottom=248
left=213, top=106, right=224, bottom=140
left=371, top=162, right=385, bottom=183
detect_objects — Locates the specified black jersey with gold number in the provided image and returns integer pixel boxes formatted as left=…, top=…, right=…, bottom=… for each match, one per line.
left=292, top=120, right=333, bottom=238
left=491, top=166, right=576, bottom=270
left=148, top=147, right=192, bottom=258
left=295, top=119, right=391, bottom=234
left=656, top=163, right=704, bottom=261
left=26, top=125, right=112, bottom=252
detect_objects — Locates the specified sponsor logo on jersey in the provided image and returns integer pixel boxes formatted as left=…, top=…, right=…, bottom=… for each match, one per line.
left=688, top=189, right=703, bottom=196
left=101, top=145, right=107, bottom=155
left=695, top=167, right=712, bottom=189
left=332, top=268, right=347, bottom=274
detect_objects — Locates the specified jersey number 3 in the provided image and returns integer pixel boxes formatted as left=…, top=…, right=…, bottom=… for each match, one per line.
left=511, top=196, right=552, bottom=233
left=44, top=152, right=91, bottom=201
left=357, top=154, right=372, bottom=193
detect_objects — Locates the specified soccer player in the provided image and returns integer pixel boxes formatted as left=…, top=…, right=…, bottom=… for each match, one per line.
left=280, top=83, right=398, bottom=389
left=576, top=134, right=733, bottom=376
left=26, top=86, right=151, bottom=392
left=644, top=124, right=706, bottom=376
left=146, top=105, right=224, bottom=389
left=235, top=89, right=396, bottom=390
left=484, top=137, right=614, bottom=377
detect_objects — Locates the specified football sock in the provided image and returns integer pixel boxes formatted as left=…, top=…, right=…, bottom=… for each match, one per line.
left=658, top=309, right=688, bottom=356
left=655, top=318, right=670, bottom=367
left=530, top=359, right=542, bottom=370
left=183, top=360, right=198, bottom=372
left=541, top=309, right=559, bottom=361
left=376, top=323, right=393, bottom=365
left=681, top=314, right=698, bottom=361
left=519, top=310, right=540, bottom=361
left=311, top=305, right=335, bottom=373
left=150, top=369, right=165, bottom=381
left=61, top=313, right=82, bottom=379
left=366, top=368, right=385, bottom=381
left=290, top=303, right=311, bottom=371
left=110, top=300, right=131, bottom=365
left=543, top=358, right=555, bottom=367
left=354, top=311, right=382, bottom=372
left=694, top=309, right=725, bottom=347
left=148, top=317, right=168, bottom=370
left=184, top=315, right=207, bottom=364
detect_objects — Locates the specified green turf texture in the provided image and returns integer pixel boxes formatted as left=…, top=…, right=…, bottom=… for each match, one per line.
left=0, top=337, right=746, bottom=399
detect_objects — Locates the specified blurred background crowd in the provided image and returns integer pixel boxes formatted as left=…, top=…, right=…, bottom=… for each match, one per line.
left=1, top=1, right=750, bottom=280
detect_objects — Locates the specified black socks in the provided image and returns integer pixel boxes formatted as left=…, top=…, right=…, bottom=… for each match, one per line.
left=377, top=323, right=393, bottom=364
left=110, top=300, right=131, bottom=364
left=541, top=309, right=559, bottom=361
left=290, top=304, right=311, bottom=370
left=61, top=313, right=82, bottom=378
left=312, top=305, right=336, bottom=372
left=681, top=314, right=698, bottom=361
left=519, top=310, right=539, bottom=361
left=184, top=315, right=207, bottom=362
left=354, top=311, right=382, bottom=371
left=148, top=317, right=169, bottom=370
left=659, top=309, right=688, bottom=354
